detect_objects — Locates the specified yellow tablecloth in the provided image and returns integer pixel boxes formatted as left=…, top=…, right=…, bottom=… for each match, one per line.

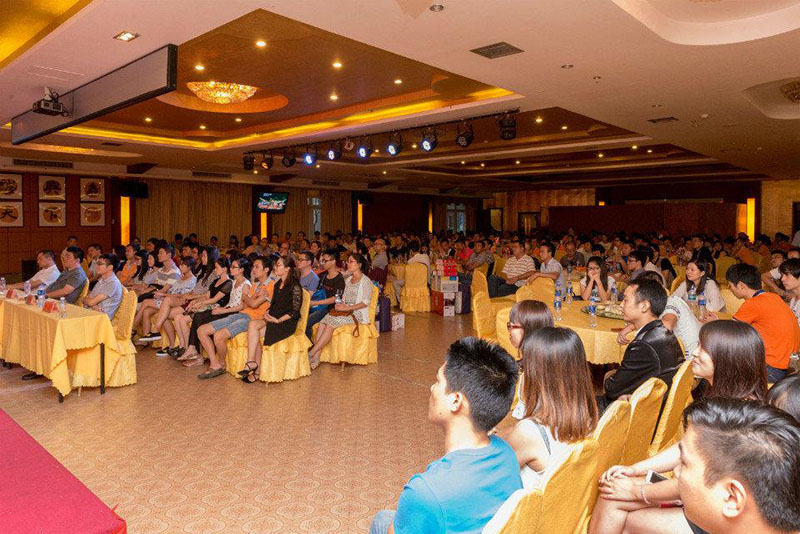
left=496, top=301, right=627, bottom=365
left=0, top=297, right=126, bottom=397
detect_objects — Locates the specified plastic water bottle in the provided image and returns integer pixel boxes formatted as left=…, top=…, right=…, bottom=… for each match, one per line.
left=698, top=292, right=707, bottom=321
left=58, top=297, right=67, bottom=318
left=687, top=285, right=697, bottom=311
left=610, top=284, right=618, bottom=303
left=589, top=287, right=599, bottom=328
left=335, top=290, right=343, bottom=305
left=554, top=293, right=563, bottom=321
left=23, top=280, right=31, bottom=297
left=565, top=282, right=573, bottom=304
left=37, top=283, right=45, bottom=299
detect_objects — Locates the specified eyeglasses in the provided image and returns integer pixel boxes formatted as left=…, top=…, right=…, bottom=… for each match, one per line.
left=506, top=322, right=522, bottom=330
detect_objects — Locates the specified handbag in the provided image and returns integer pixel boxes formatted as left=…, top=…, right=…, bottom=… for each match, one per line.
left=309, top=279, right=330, bottom=315
left=328, top=309, right=360, bottom=337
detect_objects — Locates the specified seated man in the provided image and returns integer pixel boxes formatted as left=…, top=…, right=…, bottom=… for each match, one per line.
left=83, top=243, right=102, bottom=284
left=458, top=239, right=492, bottom=283
left=82, top=253, right=124, bottom=320
left=9, top=249, right=60, bottom=290
left=598, top=278, right=683, bottom=413
left=678, top=398, right=800, bottom=534
left=528, top=242, right=565, bottom=286
left=296, top=249, right=320, bottom=293
left=370, top=337, right=522, bottom=534
left=722, top=263, right=799, bottom=383
left=559, top=241, right=586, bottom=270
left=46, top=246, right=88, bottom=304
left=487, top=240, right=536, bottom=298
left=762, top=248, right=800, bottom=296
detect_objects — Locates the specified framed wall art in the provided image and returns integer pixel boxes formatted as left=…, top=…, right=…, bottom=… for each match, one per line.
left=39, top=202, right=66, bottom=227
left=0, top=175, right=22, bottom=199
left=80, top=178, right=105, bottom=202
left=38, top=176, right=66, bottom=201
left=0, top=201, right=23, bottom=227
left=80, top=203, right=105, bottom=226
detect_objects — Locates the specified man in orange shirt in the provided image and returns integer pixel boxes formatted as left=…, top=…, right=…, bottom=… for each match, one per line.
left=733, top=236, right=756, bottom=266
left=722, top=263, right=798, bottom=383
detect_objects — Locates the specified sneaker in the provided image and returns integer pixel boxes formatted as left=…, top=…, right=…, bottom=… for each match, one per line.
left=168, top=347, right=185, bottom=359
left=139, top=332, right=162, bottom=342
left=155, top=348, right=170, bottom=357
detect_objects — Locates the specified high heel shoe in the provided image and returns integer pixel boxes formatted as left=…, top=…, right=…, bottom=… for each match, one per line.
left=237, top=361, right=258, bottom=377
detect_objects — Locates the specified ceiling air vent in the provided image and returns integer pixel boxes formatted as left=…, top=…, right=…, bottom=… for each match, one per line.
left=312, top=180, right=340, bottom=187
left=648, top=116, right=679, bottom=124
left=100, top=141, right=123, bottom=146
left=398, top=186, right=419, bottom=192
left=13, top=158, right=73, bottom=168
left=470, top=42, right=524, bottom=59
left=192, top=171, right=231, bottom=179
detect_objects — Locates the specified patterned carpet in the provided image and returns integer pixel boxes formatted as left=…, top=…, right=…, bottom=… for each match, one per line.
left=0, top=312, right=476, bottom=534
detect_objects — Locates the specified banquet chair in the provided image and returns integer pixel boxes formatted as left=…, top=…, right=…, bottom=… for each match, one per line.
left=494, top=255, right=508, bottom=277
left=494, top=307, right=518, bottom=358
left=472, top=291, right=498, bottom=342
left=715, top=256, right=737, bottom=285
left=399, top=263, right=430, bottom=312
left=669, top=273, right=685, bottom=295
left=648, top=360, right=694, bottom=456
left=620, top=377, right=668, bottom=465
left=554, top=249, right=566, bottom=262
left=475, top=263, right=489, bottom=277
left=108, top=288, right=138, bottom=387
left=471, top=270, right=515, bottom=313
left=316, top=285, right=379, bottom=366
left=483, top=439, right=599, bottom=534
left=74, top=282, right=89, bottom=307
left=720, top=289, right=744, bottom=314
left=581, top=400, right=632, bottom=529
left=756, top=254, right=772, bottom=273
left=515, top=277, right=554, bottom=303
left=259, top=289, right=312, bottom=383
left=367, top=267, right=387, bottom=286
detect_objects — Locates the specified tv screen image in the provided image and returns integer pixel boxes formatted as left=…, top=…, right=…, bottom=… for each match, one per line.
left=257, top=192, right=289, bottom=213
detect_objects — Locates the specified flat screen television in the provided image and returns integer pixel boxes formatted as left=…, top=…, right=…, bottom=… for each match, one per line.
left=257, top=192, right=289, bottom=213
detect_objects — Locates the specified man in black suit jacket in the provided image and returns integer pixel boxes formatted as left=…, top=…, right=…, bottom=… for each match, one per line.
left=598, top=278, right=684, bottom=413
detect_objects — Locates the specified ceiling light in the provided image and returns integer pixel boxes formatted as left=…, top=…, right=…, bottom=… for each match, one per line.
left=315, top=163, right=320, bottom=168
left=332, top=61, right=342, bottom=69
left=429, top=4, right=445, bottom=12
left=327, top=143, right=342, bottom=161
left=561, top=64, right=574, bottom=69
left=480, top=162, right=485, bottom=167
left=260, top=153, right=274, bottom=170
left=461, top=161, right=466, bottom=165
left=374, top=148, right=379, bottom=153
left=187, top=81, right=258, bottom=104
left=631, top=145, right=638, bottom=150
left=113, top=31, right=139, bottom=42
left=647, top=149, right=653, bottom=153
left=199, top=125, right=206, bottom=130
left=282, top=151, right=296, bottom=167
left=561, top=125, right=568, bottom=130
left=651, top=104, right=663, bottom=108
left=455, top=124, right=474, bottom=148
left=394, top=79, right=403, bottom=85
left=194, top=64, right=205, bottom=71
left=498, top=114, right=517, bottom=140
left=387, top=133, right=403, bottom=156
left=597, top=153, right=604, bottom=158
left=235, top=117, right=242, bottom=122
left=255, top=40, right=267, bottom=48
left=253, top=170, right=258, bottom=174
left=421, top=130, right=438, bottom=152
left=382, top=171, right=387, bottom=175
left=243, top=154, right=255, bottom=170
left=303, top=147, right=318, bottom=166
left=329, top=93, right=339, bottom=101
left=144, top=117, right=152, bottom=122
left=411, top=143, right=418, bottom=149
left=357, top=139, right=373, bottom=159
left=515, top=160, right=520, bottom=164
left=535, top=116, right=543, bottom=123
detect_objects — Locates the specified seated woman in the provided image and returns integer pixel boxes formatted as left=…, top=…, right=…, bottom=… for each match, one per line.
left=580, top=255, right=617, bottom=301
left=135, top=257, right=197, bottom=343
left=196, top=258, right=252, bottom=379
left=240, top=256, right=303, bottom=382
left=768, top=374, right=800, bottom=421
left=505, top=300, right=554, bottom=419
left=673, top=258, right=725, bottom=311
left=129, top=251, right=160, bottom=296
left=309, top=253, right=373, bottom=369
left=499, top=327, right=598, bottom=489
left=589, top=320, right=767, bottom=534
left=174, top=257, right=233, bottom=367
left=148, top=247, right=219, bottom=356
left=116, top=244, right=139, bottom=285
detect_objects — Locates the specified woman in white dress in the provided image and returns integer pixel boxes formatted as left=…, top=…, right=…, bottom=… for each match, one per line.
left=672, top=259, right=725, bottom=312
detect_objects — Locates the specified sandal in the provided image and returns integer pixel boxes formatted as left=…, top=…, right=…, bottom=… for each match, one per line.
left=178, top=349, right=198, bottom=361
left=197, top=367, right=226, bottom=379
left=169, top=347, right=185, bottom=359
left=241, top=368, right=260, bottom=384
left=310, top=356, right=321, bottom=370
left=182, top=355, right=204, bottom=367
left=237, top=361, right=258, bottom=377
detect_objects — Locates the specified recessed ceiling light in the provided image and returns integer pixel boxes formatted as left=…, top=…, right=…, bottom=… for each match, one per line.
left=329, top=93, right=338, bottom=101
left=429, top=4, right=445, bottom=12
left=461, top=160, right=466, bottom=164
left=235, top=117, right=242, bottom=122
left=255, top=40, right=266, bottom=48
left=631, top=145, right=638, bottom=150
left=194, top=64, right=205, bottom=71
left=144, top=117, right=152, bottom=123
left=114, top=31, right=139, bottom=42
left=199, top=125, right=206, bottom=130
left=561, top=125, right=568, bottom=130
left=647, top=149, right=653, bottom=153
left=382, top=170, right=387, bottom=175
left=597, top=153, right=604, bottom=158
left=374, top=148, right=379, bottom=153
left=480, top=162, right=485, bottom=167
left=561, top=64, right=574, bottom=69
left=651, top=104, right=663, bottom=108
left=700, top=113, right=710, bottom=119
left=411, top=143, right=417, bottom=149
left=535, top=117, right=543, bottom=123
left=332, top=61, right=342, bottom=69
left=253, top=170, right=258, bottom=174
left=315, top=163, right=321, bottom=168
left=515, top=160, right=520, bottom=164
left=593, top=76, right=602, bottom=82
left=394, top=79, right=403, bottom=85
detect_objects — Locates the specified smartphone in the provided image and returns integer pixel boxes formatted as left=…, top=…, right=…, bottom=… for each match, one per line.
left=646, top=470, right=668, bottom=484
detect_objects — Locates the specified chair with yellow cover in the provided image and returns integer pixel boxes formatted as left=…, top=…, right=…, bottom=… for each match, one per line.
left=316, top=285, right=379, bottom=366
left=483, top=439, right=600, bottom=534
left=554, top=249, right=566, bottom=262
left=515, top=277, right=555, bottom=303
left=720, top=288, right=744, bottom=314
left=620, top=377, right=668, bottom=465
left=74, top=281, right=89, bottom=307
left=259, top=289, right=312, bottom=383
left=108, top=288, right=138, bottom=387
left=472, top=291, right=497, bottom=342
left=400, top=263, right=430, bottom=312
left=475, top=263, right=489, bottom=277
left=494, top=255, right=508, bottom=277
left=472, top=270, right=515, bottom=314
left=648, top=360, right=694, bottom=456
left=756, top=254, right=772, bottom=274
left=669, top=273, right=685, bottom=295
left=495, top=307, right=518, bottom=358
left=715, top=256, right=737, bottom=285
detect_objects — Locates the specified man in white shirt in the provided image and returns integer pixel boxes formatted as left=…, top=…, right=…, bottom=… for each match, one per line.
left=488, top=240, right=536, bottom=298
left=9, top=250, right=60, bottom=290
left=527, top=242, right=565, bottom=287
left=762, top=249, right=800, bottom=296
left=154, top=243, right=180, bottom=289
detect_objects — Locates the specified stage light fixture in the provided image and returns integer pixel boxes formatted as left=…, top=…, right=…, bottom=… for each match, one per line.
left=243, top=154, right=255, bottom=171
left=282, top=151, right=296, bottom=167
left=357, top=138, right=373, bottom=159
left=455, top=124, right=474, bottom=148
left=421, top=130, right=437, bottom=152
left=498, top=114, right=517, bottom=140
left=327, top=142, right=342, bottom=161
left=303, top=146, right=318, bottom=166
left=260, top=153, right=274, bottom=170
left=387, top=133, right=403, bottom=156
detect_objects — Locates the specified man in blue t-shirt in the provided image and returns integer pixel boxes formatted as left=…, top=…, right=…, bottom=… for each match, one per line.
left=370, top=337, right=522, bottom=534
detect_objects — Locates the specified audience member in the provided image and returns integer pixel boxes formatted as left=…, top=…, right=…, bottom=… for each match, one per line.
left=768, top=374, right=800, bottom=422
left=778, top=257, right=800, bottom=325
left=45, top=247, right=88, bottom=304
left=296, top=249, right=320, bottom=293
left=488, top=240, right=536, bottom=298
left=580, top=255, right=617, bottom=301
left=559, top=241, right=585, bottom=269
left=82, top=254, right=123, bottom=320
left=257, top=255, right=303, bottom=358
left=136, top=257, right=197, bottom=343
left=306, top=249, right=345, bottom=341
left=528, top=242, right=565, bottom=286
left=9, top=250, right=59, bottom=290
left=369, top=337, right=521, bottom=534
left=672, top=259, right=725, bottom=312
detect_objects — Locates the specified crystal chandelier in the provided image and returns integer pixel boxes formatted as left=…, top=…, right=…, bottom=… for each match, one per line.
left=186, top=81, right=258, bottom=104
left=780, top=80, right=800, bottom=104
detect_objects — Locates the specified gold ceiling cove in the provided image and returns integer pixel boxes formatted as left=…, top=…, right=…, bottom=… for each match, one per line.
left=187, top=81, right=258, bottom=104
